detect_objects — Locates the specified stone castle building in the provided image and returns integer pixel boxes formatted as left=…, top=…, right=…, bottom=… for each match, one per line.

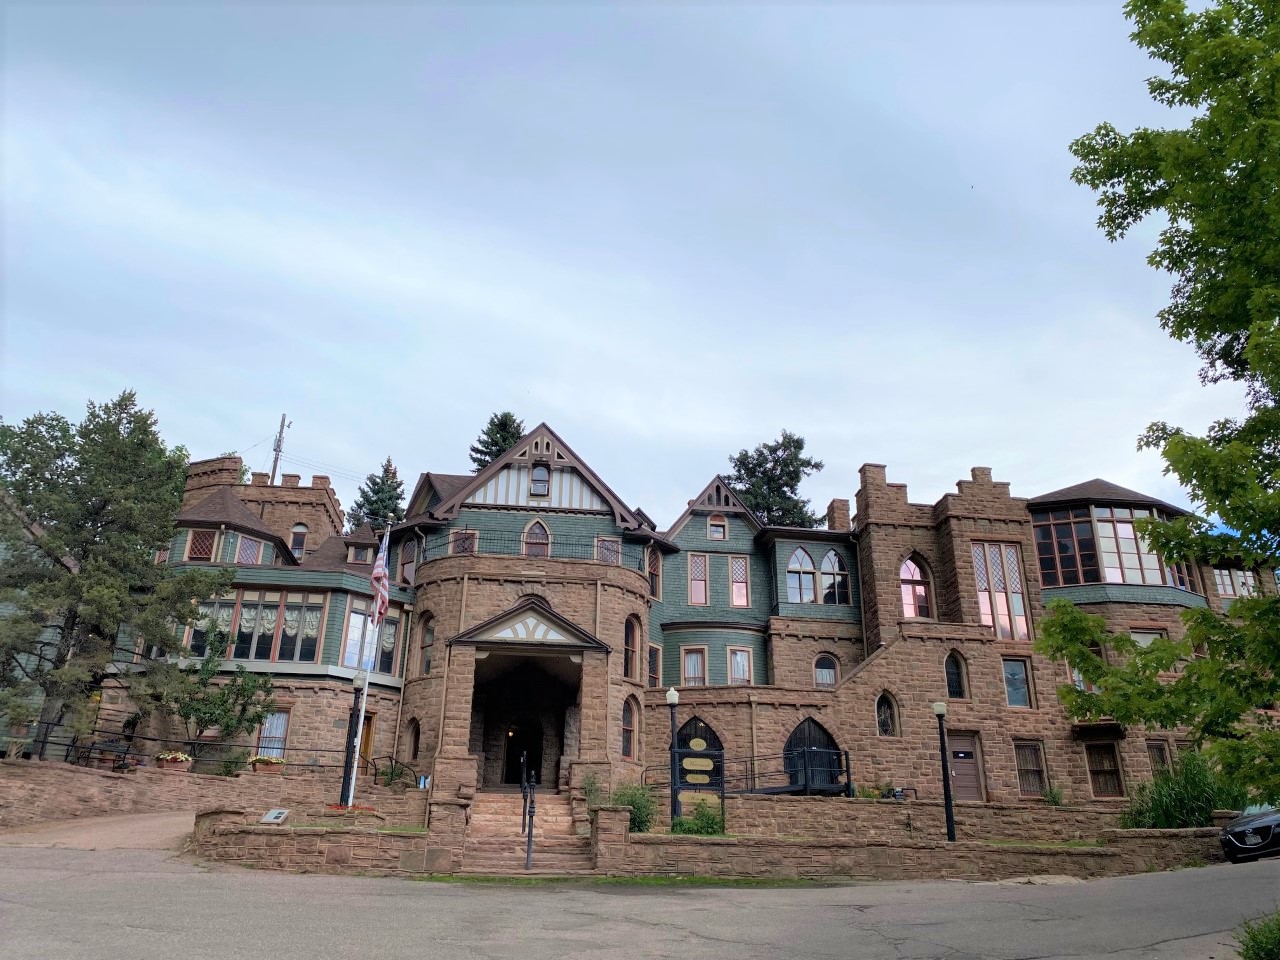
left=123, top=422, right=1266, bottom=808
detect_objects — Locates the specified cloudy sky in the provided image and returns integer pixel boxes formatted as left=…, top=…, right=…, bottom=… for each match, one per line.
left=2, top=2, right=1246, bottom=526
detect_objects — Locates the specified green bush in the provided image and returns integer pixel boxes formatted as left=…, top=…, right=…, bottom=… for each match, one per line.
left=1041, top=785, right=1065, bottom=806
left=610, top=783, right=656, bottom=833
left=1120, top=752, right=1247, bottom=829
left=1238, top=910, right=1280, bottom=960
left=670, top=800, right=725, bottom=836
left=580, top=772, right=604, bottom=808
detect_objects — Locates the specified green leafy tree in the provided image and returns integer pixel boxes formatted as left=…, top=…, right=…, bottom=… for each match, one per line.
left=0, top=392, right=232, bottom=751
left=727, top=430, right=824, bottom=527
left=346, top=456, right=406, bottom=530
left=131, top=633, right=275, bottom=759
left=469, top=411, right=525, bottom=473
left=1038, top=0, right=1280, bottom=802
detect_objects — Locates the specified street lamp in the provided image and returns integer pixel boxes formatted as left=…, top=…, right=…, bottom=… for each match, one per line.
left=666, top=687, right=680, bottom=821
left=933, top=701, right=956, bottom=842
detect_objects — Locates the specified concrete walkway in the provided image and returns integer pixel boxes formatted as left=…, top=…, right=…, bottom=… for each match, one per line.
left=0, top=812, right=194, bottom=850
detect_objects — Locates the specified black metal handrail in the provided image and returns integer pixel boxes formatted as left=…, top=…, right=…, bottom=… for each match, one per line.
left=363, top=754, right=422, bottom=788
left=645, top=748, right=855, bottom=799
left=419, top=530, right=649, bottom=571
left=521, top=751, right=537, bottom=871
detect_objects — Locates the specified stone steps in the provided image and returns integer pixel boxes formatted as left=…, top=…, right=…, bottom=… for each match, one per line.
left=461, top=836, right=594, bottom=874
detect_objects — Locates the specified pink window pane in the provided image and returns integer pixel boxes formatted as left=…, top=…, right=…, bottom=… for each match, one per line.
left=978, top=592, right=993, bottom=627
left=732, top=583, right=748, bottom=607
left=692, top=582, right=707, bottom=605
left=993, top=592, right=1012, bottom=640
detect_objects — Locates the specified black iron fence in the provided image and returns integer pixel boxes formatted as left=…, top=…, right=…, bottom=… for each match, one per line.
left=417, top=530, right=649, bottom=571
left=645, top=748, right=855, bottom=799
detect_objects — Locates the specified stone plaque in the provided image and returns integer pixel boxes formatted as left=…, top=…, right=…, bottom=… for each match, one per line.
left=260, top=808, right=289, bottom=825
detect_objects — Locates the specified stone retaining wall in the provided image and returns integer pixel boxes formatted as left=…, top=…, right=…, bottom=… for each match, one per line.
left=0, top=759, right=426, bottom=831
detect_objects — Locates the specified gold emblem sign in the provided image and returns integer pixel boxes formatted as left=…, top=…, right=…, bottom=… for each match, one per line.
left=688, top=738, right=707, bottom=750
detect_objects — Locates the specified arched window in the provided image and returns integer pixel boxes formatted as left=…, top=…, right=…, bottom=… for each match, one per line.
left=821, top=551, right=851, bottom=605
left=677, top=716, right=723, bottom=785
left=530, top=464, right=550, bottom=498
left=399, top=538, right=417, bottom=584
left=622, top=698, right=638, bottom=758
left=876, top=692, right=900, bottom=737
left=624, top=617, right=639, bottom=679
left=945, top=651, right=968, bottom=699
left=406, top=718, right=420, bottom=761
left=814, top=654, right=838, bottom=689
left=647, top=547, right=662, bottom=599
left=787, top=548, right=816, bottom=603
left=290, top=523, right=308, bottom=559
left=900, top=556, right=932, bottom=618
left=418, top=612, right=435, bottom=677
left=784, top=718, right=842, bottom=789
left=523, top=520, right=550, bottom=558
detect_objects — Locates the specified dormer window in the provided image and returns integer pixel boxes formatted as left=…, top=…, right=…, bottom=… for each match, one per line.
left=349, top=546, right=372, bottom=564
left=290, top=523, right=308, bottom=559
left=708, top=514, right=727, bottom=541
left=530, top=464, right=550, bottom=498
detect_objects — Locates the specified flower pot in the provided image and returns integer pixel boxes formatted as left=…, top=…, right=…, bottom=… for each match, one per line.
left=156, top=759, right=192, bottom=772
left=252, top=763, right=283, bottom=774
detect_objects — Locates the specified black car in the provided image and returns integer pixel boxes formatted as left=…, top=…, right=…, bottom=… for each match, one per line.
left=1220, top=806, right=1280, bottom=863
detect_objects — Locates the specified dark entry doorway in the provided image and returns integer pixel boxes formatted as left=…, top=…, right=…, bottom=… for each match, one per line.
left=502, top=719, right=544, bottom=785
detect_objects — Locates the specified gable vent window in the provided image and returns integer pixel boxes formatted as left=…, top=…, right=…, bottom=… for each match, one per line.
left=530, top=464, right=550, bottom=498
left=708, top=514, right=727, bottom=541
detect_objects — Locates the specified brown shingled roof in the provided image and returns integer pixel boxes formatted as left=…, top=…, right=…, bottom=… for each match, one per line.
left=346, top=523, right=379, bottom=545
left=296, top=534, right=380, bottom=574
left=428, top=472, right=472, bottom=503
left=176, top=487, right=277, bottom=538
left=1028, top=478, right=1188, bottom=516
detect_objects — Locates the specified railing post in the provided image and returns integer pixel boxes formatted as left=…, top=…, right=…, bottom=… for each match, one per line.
left=520, top=750, right=528, bottom=836
left=524, top=772, right=536, bottom=871
left=844, top=750, right=853, bottom=798
left=803, top=748, right=811, bottom=796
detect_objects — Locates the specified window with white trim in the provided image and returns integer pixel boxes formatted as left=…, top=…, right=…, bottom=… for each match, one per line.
left=814, top=654, right=838, bottom=689
left=682, top=647, right=707, bottom=686
left=728, top=647, right=752, bottom=685
left=523, top=521, right=550, bottom=558
left=290, top=523, right=308, bottom=559
left=1214, top=568, right=1257, bottom=597
left=597, top=537, right=621, bottom=565
left=821, top=551, right=851, bottom=605
left=708, top=514, right=727, bottom=541
left=787, top=548, right=816, bottom=603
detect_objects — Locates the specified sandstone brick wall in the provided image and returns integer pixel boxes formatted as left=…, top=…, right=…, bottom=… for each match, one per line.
left=0, top=760, right=425, bottom=831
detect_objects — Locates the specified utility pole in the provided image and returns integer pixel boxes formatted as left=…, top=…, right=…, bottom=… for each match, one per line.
left=269, top=414, right=290, bottom=484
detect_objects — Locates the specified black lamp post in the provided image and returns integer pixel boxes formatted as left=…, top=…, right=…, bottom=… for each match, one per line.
left=666, top=686, right=680, bottom=821
left=933, top=701, right=956, bottom=842
left=338, top=671, right=366, bottom=806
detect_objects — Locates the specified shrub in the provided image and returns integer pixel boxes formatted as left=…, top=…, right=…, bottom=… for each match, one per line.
left=670, top=800, right=725, bottom=836
left=1238, top=910, right=1280, bottom=960
left=1041, top=785, right=1065, bottom=806
left=1120, top=752, right=1247, bottom=829
left=610, top=783, right=656, bottom=833
left=580, top=772, right=604, bottom=808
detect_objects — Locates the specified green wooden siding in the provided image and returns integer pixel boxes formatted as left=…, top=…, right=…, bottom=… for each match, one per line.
left=320, top=592, right=350, bottom=667
left=664, top=628, right=767, bottom=686
left=219, top=532, right=238, bottom=563
left=1043, top=584, right=1208, bottom=609
left=772, top=538, right=861, bottom=622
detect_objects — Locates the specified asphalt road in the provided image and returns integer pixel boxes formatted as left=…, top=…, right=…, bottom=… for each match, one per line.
left=1, top=818, right=1278, bottom=960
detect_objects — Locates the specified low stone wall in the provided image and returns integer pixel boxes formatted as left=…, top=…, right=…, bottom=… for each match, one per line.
left=594, top=808, right=1222, bottom=881
left=193, top=808, right=453, bottom=876
left=0, top=759, right=426, bottom=831
left=722, top=795, right=1123, bottom=843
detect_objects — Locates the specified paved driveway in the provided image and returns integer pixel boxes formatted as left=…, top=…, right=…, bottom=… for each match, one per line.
left=1, top=817, right=1278, bottom=960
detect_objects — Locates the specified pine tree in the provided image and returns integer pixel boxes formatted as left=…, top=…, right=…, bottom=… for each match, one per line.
left=0, top=392, right=233, bottom=751
left=469, top=412, right=525, bottom=473
left=346, top=456, right=406, bottom=530
left=726, top=430, right=824, bottom=528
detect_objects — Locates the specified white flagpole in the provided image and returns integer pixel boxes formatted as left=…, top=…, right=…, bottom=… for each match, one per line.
left=344, top=522, right=392, bottom=807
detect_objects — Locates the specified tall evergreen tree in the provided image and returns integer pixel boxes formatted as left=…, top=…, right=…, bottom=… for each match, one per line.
left=727, top=430, right=824, bottom=528
left=0, top=392, right=232, bottom=748
left=1037, top=0, right=1280, bottom=802
left=346, top=456, right=406, bottom=530
left=469, top=411, right=525, bottom=473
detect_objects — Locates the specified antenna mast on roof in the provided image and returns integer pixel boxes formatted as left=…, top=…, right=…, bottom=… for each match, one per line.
left=268, top=413, right=291, bottom=485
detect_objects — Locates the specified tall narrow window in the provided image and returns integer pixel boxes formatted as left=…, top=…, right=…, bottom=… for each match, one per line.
left=1072, top=643, right=1105, bottom=692
left=730, top=556, right=750, bottom=607
left=728, top=647, right=751, bottom=685
left=377, top=613, right=400, bottom=674
left=900, top=557, right=932, bottom=618
left=876, top=692, right=899, bottom=737
left=1094, top=507, right=1164, bottom=585
left=648, top=645, right=661, bottom=688
left=399, top=538, right=416, bottom=582
left=407, top=718, right=421, bottom=761
left=689, top=553, right=709, bottom=605
left=814, top=654, right=838, bottom=689
left=187, top=530, right=216, bottom=562
left=708, top=514, right=727, bottom=541
left=523, top=521, right=550, bottom=558
left=945, top=651, right=967, bottom=699
left=290, top=523, right=309, bottom=559
left=234, top=591, right=281, bottom=661
left=529, top=464, right=550, bottom=498
left=1146, top=739, right=1171, bottom=772
left=1085, top=743, right=1124, bottom=797
left=648, top=548, right=662, bottom=599
left=622, top=698, right=637, bottom=758
left=973, top=543, right=1030, bottom=640
left=278, top=592, right=325, bottom=662
left=682, top=648, right=706, bottom=686
left=343, top=598, right=375, bottom=671
left=1014, top=741, right=1047, bottom=797
left=189, top=595, right=235, bottom=657
left=821, top=551, right=851, bottom=605
left=624, top=618, right=638, bottom=679
left=256, top=711, right=289, bottom=759
left=1002, top=658, right=1033, bottom=707
left=787, top=548, right=816, bottom=603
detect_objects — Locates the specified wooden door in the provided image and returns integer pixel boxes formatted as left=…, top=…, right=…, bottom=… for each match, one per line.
left=948, top=733, right=984, bottom=801
left=358, top=714, right=375, bottom=775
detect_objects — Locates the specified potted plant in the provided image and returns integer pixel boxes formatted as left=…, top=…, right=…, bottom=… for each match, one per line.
left=154, top=751, right=193, bottom=771
left=249, top=755, right=287, bottom=774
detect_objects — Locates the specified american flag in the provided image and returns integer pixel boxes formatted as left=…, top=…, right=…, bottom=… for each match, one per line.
left=370, top=525, right=391, bottom=627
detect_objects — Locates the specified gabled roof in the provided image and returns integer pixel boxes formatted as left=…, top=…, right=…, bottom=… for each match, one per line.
left=176, top=488, right=278, bottom=540
left=403, top=472, right=473, bottom=523
left=1028, top=478, right=1189, bottom=516
left=346, top=522, right=379, bottom=545
left=664, top=475, right=762, bottom=539
left=425, top=423, right=646, bottom=530
left=449, top=595, right=610, bottom=652
left=296, top=532, right=382, bottom=574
